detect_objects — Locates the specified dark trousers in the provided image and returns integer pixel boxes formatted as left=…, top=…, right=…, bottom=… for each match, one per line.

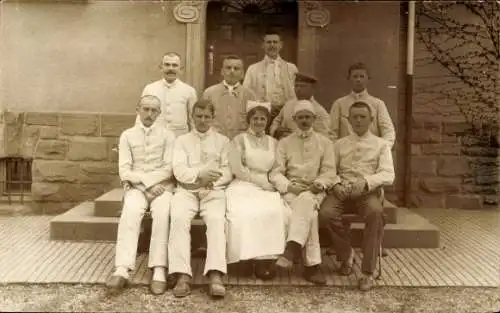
left=319, top=190, right=385, bottom=274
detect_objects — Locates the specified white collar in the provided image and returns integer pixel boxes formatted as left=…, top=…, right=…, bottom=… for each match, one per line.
left=296, top=127, right=314, bottom=139
left=350, top=130, right=372, bottom=140
left=350, top=89, right=369, bottom=99
left=248, top=127, right=266, bottom=138
left=162, top=78, right=179, bottom=88
left=264, top=55, right=282, bottom=64
left=222, top=80, right=240, bottom=94
left=193, top=127, right=212, bottom=139
left=137, top=120, right=154, bottom=133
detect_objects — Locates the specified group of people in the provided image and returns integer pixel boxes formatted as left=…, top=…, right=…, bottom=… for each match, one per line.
left=106, top=31, right=396, bottom=298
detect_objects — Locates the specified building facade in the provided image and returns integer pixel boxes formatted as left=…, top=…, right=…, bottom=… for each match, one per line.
left=0, top=0, right=497, bottom=213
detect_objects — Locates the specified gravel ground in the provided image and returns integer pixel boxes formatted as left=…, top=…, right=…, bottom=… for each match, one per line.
left=0, top=284, right=498, bottom=313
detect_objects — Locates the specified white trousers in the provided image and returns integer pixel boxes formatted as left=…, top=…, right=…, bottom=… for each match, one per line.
left=115, top=189, right=172, bottom=270
left=168, top=188, right=227, bottom=276
left=283, top=191, right=323, bottom=267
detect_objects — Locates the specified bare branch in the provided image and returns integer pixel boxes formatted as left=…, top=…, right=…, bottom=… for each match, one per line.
left=415, top=2, right=499, bottom=130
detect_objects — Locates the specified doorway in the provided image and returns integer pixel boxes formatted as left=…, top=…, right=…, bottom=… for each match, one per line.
left=205, top=0, right=298, bottom=88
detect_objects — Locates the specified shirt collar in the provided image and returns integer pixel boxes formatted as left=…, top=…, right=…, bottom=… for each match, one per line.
left=193, top=127, right=213, bottom=139
left=264, top=55, right=282, bottom=64
left=223, top=80, right=240, bottom=89
left=350, top=130, right=372, bottom=140
left=350, top=89, right=369, bottom=100
left=296, top=127, right=314, bottom=139
left=137, top=119, right=155, bottom=134
left=247, top=127, right=265, bottom=138
left=222, top=80, right=240, bottom=95
left=162, top=78, right=179, bottom=88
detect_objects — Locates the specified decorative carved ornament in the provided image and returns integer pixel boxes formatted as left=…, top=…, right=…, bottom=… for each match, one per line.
left=173, top=0, right=201, bottom=23
left=303, top=0, right=330, bottom=28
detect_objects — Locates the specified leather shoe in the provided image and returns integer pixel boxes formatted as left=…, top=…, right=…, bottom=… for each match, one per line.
left=255, top=260, right=277, bottom=280
left=359, top=275, right=375, bottom=291
left=149, top=280, right=166, bottom=295
left=106, top=275, right=128, bottom=296
left=173, top=274, right=191, bottom=298
left=275, top=256, right=293, bottom=269
left=208, top=271, right=226, bottom=298
left=303, top=265, right=326, bottom=285
left=237, top=260, right=255, bottom=277
left=276, top=241, right=301, bottom=269
left=166, top=273, right=178, bottom=290
left=338, top=248, right=355, bottom=276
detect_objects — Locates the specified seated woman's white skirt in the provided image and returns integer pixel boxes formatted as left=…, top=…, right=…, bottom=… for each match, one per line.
left=226, top=179, right=291, bottom=264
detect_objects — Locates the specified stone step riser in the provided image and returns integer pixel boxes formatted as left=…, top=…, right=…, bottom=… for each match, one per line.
left=50, top=220, right=439, bottom=249
left=50, top=204, right=439, bottom=249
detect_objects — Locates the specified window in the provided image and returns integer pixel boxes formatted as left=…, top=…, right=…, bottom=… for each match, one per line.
left=212, top=0, right=297, bottom=15
left=0, top=157, right=32, bottom=201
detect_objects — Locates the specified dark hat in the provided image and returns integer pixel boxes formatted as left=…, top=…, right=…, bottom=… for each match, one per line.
left=295, top=72, right=318, bottom=84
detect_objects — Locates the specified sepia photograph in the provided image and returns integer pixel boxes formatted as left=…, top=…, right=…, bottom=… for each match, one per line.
left=0, top=0, right=498, bottom=312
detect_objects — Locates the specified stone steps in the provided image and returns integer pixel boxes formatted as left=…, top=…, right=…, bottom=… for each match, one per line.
left=50, top=189, right=440, bottom=248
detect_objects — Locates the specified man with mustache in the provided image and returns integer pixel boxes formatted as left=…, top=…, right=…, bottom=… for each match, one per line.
left=107, top=95, right=175, bottom=296
left=270, top=72, right=332, bottom=140
left=243, top=30, right=298, bottom=133
left=168, top=100, right=232, bottom=298
left=269, top=100, right=338, bottom=285
left=330, top=62, right=395, bottom=146
left=203, top=55, right=257, bottom=139
left=136, top=52, right=197, bottom=137
left=319, top=101, right=395, bottom=291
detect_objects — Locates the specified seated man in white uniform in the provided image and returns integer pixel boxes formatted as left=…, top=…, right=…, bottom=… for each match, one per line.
left=168, top=99, right=232, bottom=298
left=107, top=95, right=176, bottom=296
left=270, top=100, right=339, bottom=285
left=320, top=101, right=395, bottom=291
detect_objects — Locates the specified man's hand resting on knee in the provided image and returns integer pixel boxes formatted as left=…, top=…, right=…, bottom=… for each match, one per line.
left=309, top=181, right=325, bottom=194
left=331, top=183, right=348, bottom=201
left=148, top=184, right=166, bottom=197
left=287, top=181, right=309, bottom=195
left=349, top=178, right=368, bottom=198
left=144, top=184, right=167, bottom=202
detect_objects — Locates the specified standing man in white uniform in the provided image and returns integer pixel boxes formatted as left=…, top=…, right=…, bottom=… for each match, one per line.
left=137, top=52, right=198, bottom=137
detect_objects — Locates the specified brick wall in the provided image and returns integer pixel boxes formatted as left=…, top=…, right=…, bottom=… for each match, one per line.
left=0, top=111, right=135, bottom=214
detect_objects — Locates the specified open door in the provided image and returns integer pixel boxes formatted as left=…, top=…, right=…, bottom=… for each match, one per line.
left=205, top=0, right=298, bottom=88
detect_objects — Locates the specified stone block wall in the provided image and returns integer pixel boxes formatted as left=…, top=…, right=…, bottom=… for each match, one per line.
left=411, top=4, right=499, bottom=209
left=410, top=116, right=499, bottom=209
left=0, top=111, right=136, bottom=214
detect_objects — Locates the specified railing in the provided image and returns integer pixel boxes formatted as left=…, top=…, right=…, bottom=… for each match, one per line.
left=0, top=157, right=33, bottom=205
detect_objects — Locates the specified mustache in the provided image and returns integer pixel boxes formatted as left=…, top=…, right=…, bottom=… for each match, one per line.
left=166, top=70, right=176, bottom=74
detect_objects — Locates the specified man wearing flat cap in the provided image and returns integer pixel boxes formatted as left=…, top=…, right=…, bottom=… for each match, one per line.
left=269, top=100, right=339, bottom=285
left=270, top=72, right=331, bottom=140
